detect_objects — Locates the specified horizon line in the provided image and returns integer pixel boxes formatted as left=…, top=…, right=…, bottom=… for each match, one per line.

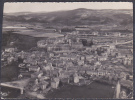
left=3, top=8, right=133, bottom=14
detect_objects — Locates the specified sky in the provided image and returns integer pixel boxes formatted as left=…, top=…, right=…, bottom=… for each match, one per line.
left=4, top=2, right=133, bottom=13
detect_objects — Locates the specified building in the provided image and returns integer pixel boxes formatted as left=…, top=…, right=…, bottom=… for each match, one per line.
left=49, top=52, right=55, bottom=58
left=51, top=78, right=60, bottom=89
left=37, top=40, right=47, bottom=48
left=120, top=72, right=129, bottom=80
left=98, top=56, right=107, bottom=61
left=59, top=71, right=69, bottom=79
left=123, top=57, right=133, bottom=66
left=119, top=90, right=127, bottom=99
left=120, top=80, right=133, bottom=89
left=44, top=63, right=54, bottom=71
left=46, top=38, right=57, bottom=44
left=5, top=48, right=17, bottom=53
left=40, top=81, right=49, bottom=90
left=74, top=73, right=79, bottom=83
left=31, top=84, right=40, bottom=92
left=46, top=44, right=56, bottom=51
left=86, top=71, right=95, bottom=76
left=28, top=66, right=40, bottom=72
left=71, top=43, right=83, bottom=49
left=31, top=71, right=43, bottom=78
left=77, top=60, right=84, bottom=66
left=92, top=31, right=98, bottom=35
left=7, top=57, right=15, bottom=64
left=95, top=61, right=101, bottom=66
left=97, top=69, right=107, bottom=76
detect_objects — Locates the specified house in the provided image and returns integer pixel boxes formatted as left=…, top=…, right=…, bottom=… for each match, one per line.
left=59, top=71, right=70, bottom=79
left=97, top=70, right=107, bottom=76
left=18, top=74, right=23, bottom=79
left=119, top=90, right=127, bottom=99
left=51, top=78, right=60, bottom=89
left=37, top=40, right=47, bottom=48
left=70, top=55, right=77, bottom=61
left=63, top=52, right=68, bottom=56
left=77, top=60, right=84, bottom=66
left=110, top=44, right=116, bottom=49
left=98, top=56, right=107, bottom=61
left=46, top=44, right=55, bottom=51
left=66, top=61, right=74, bottom=67
left=49, top=52, right=55, bottom=58
left=28, top=66, right=40, bottom=72
left=71, top=43, right=83, bottom=49
left=52, top=70, right=59, bottom=77
left=92, top=31, right=98, bottom=35
left=55, top=37, right=65, bottom=44
left=31, top=71, right=43, bottom=78
left=40, top=81, right=49, bottom=90
left=86, top=55, right=94, bottom=59
left=46, top=38, right=57, bottom=44
left=58, top=44, right=71, bottom=51
left=63, top=45, right=71, bottom=51
left=44, top=63, right=54, bottom=71
left=7, top=57, right=15, bottom=64
left=120, top=72, right=129, bottom=80
left=129, top=75, right=133, bottom=81
left=86, top=47, right=92, bottom=51
left=37, top=71, right=44, bottom=78
left=95, top=61, right=101, bottom=66
left=86, top=71, right=95, bottom=76
left=34, top=78, right=39, bottom=85
left=74, top=73, right=79, bottom=83
left=5, top=48, right=17, bottom=53
left=93, top=71, right=98, bottom=76
left=31, top=60, right=38, bottom=65
left=39, top=76, right=50, bottom=82
left=31, top=84, right=40, bottom=92
left=80, top=56, right=85, bottom=60
left=37, top=60, right=44, bottom=65
left=76, top=38, right=80, bottom=43
left=61, top=78, right=69, bottom=83
left=60, top=56, right=70, bottom=60
left=120, top=80, right=133, bottom=89
left=83, top=64, right=89, bottom=67
left=123, top=57, right=132, bottom=66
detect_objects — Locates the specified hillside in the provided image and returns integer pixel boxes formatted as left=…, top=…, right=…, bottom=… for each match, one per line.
left=3, top=9, right=133, bottom=29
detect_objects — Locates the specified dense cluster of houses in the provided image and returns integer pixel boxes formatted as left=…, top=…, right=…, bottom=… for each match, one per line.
left=1, top=30, right=133, bottom=96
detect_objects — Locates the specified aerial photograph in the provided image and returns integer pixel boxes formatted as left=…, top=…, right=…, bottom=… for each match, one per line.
left=1, top=2, right=133, bottom=99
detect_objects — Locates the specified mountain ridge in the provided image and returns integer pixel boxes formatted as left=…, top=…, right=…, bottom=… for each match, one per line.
left=3, top=8, right=133, bottom=27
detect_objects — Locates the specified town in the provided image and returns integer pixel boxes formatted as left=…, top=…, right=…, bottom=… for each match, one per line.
left=1, top=26, right=133, bottom=99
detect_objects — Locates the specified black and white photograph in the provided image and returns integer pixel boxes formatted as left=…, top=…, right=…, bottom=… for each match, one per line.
left=1, top=2, right=133, bottom=99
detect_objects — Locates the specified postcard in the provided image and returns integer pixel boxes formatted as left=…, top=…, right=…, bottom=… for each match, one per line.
left=1, top=2, right=133, bottom=99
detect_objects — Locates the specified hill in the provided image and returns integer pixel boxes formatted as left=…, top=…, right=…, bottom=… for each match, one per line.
left=3, top=9, right=133, bottom=28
